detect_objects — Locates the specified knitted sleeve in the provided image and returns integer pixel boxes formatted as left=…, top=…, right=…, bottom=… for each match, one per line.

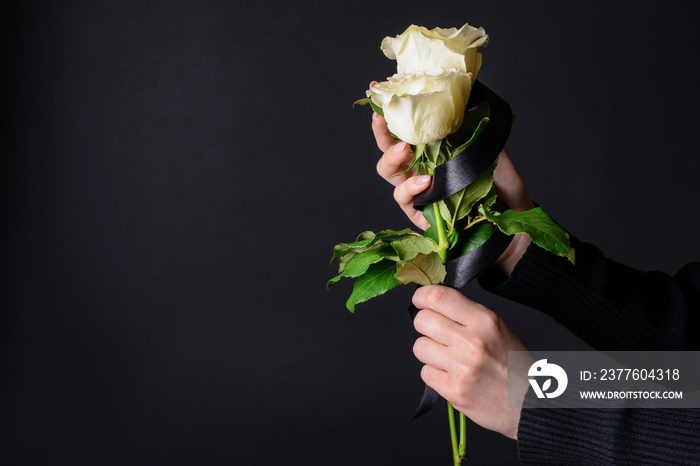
left=479, top=236, right=700, bottom=351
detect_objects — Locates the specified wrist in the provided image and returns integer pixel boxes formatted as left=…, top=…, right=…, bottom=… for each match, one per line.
left=507, top=408, right=522, bottom=440
left=493, top=233, right=530, bottom=277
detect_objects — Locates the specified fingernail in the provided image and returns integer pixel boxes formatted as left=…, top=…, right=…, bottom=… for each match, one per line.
left=415, top=175, right=431, bottom=186
left=372, top=112, right=377, bottom=122
left=392, top=142, right=406, bottom=154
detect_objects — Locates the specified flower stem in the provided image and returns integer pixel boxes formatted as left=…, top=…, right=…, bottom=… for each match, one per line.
left=459, top=412, right=467, bottom=461
left=435, top=203, right=467, bottom=465
left=447, top=401, right=460, bottom=466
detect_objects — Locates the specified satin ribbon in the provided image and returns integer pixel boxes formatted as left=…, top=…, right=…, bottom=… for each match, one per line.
left=409, top=81, right=514, bottom=420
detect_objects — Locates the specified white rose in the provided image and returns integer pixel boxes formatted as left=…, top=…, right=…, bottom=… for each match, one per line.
left=367, top=69, right=472, bottom=145
left=380, top=24, right=488, bottom=81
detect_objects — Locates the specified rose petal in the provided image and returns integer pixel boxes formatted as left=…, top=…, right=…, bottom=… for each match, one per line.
left=368, top=70, right=472, bottom=145
left=380, top=23, right=488, bottom=79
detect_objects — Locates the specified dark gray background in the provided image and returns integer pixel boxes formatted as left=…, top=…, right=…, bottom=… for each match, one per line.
left=3, top=1, right=699, bottom=464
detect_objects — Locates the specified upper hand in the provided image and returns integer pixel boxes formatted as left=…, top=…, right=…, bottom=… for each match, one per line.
left=372, top=110, right=534, bottom=275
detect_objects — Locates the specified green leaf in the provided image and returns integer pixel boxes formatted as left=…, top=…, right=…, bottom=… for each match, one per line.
left=448, top=229, right=459, bottom=250
left=449, top=100, right=490, bottom=151
left=390, top=235, right=439, bottom=261
left=335, top=230, right=384, bottom=273
left=479, top=206, right=576, bottom=264
left=399, top=144, right=425, bottom=176
left=438, top=162, right=496, bottom=225
left=356, top=231, right=376, bottom=241
left=369, top=99, right=384, bottom=117
left=346, top=259, right=402, bottom=312
left=422, top=206, right=440, bottom=244
left=450, top=116, right=489, bottom=159
left=353, top=97, right=371, bottom=107
left=425, top=140, right=443, bottom=166
left=436, top=199, right=450, bottom=225
left=452, top=222, right=495, bottom=258
left=336, top=251, right=356, bottom=274
left=481, top=184, right=497, bottom=208
left=331, top=229, right=414, bottom=264
left=353, top=95, right=385, bottom=117
left=327, top=243, right=399, bottom=288
left=395, top=252, right=447, bottom=286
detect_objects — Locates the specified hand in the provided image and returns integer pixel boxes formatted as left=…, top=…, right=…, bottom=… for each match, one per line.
left=371, top=111, right=533, bottom=275
left=372, top=111, right=432, bottom=230
left=411, top=285, right=533, bottom=440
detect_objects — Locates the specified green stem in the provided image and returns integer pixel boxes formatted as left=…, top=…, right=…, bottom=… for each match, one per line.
left=431, top=202, right=449, bottom=263
left=464, top=215, right=487, bottom=231
left=436, top=207, right=466, bottom=464
left=459, top=412, right=467, bottom=460
left=433, top=202, right=469, bottom=464
left=447, top=402, right=460, bottom=466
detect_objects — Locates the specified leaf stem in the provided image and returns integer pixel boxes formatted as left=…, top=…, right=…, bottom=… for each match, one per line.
left=448, top=401, right=460, bottom=465
left=464, top=215, right=487, bottom=231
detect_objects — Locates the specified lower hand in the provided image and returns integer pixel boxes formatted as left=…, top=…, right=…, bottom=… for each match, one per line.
left=411, top=285, right=533, bottom=439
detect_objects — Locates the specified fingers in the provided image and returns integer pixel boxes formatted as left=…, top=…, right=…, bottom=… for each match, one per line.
left=371, top=113, right=398, bottom=153
left=420, top=364, right=450, bottom=395
left=370, top=99, right=429, bottom=230
left=376, top=140, right=413, bottom=186
left=393, top=175, right=431, bottom=230
left=413, top=308, right=461, bottom=345
left=412, top=286, right=489, bottom=327
left=369, top=81, right=398, bottom=153
left=370, top=87, right=415, bottom=186
left=413, top=336, right=449, bottom=371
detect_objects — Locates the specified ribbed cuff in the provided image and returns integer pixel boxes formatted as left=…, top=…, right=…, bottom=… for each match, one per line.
left=517, top=403, right=700, bottom=464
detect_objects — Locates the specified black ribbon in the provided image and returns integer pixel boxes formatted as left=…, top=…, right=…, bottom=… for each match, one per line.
left=409, top=81, right=514, bottom=420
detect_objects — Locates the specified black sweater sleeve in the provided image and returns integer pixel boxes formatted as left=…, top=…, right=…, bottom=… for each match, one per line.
left=479, top=236, right=700, bottom=351
left=479, top=236, right=700, bottom=464
left=517, top=406, right=700, bottom=464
